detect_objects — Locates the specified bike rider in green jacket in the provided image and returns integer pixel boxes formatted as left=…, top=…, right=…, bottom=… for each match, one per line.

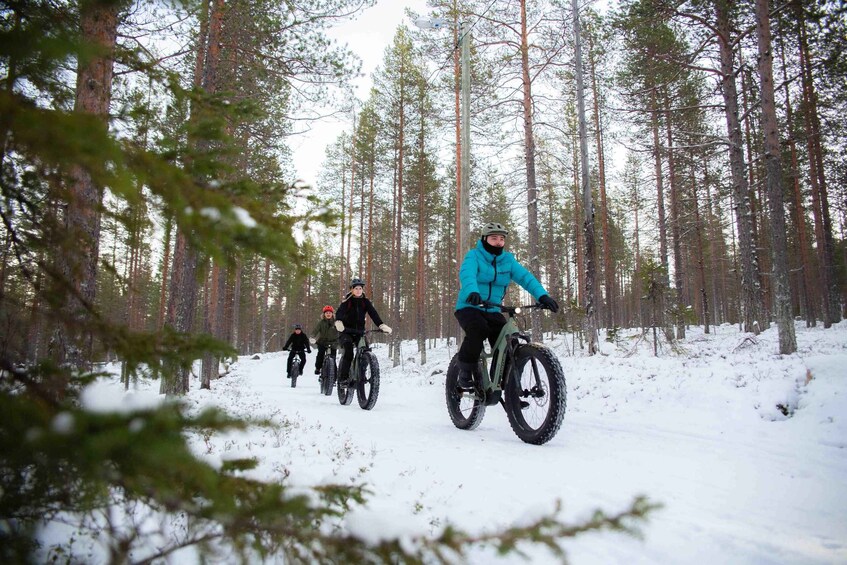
left=310, top=305, right=339, bottom=376
left=454, top=222, right=559, bottom=388
left=334, top=278, right=392, bottom=383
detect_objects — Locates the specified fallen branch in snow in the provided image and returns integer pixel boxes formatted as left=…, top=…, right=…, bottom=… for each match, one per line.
left=732, top=335, right=760, bottom=353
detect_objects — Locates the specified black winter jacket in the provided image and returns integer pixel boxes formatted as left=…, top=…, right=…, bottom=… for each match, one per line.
left=283, top=332, right=311, bottom=352
left=335, top=294, right=384, bottom=335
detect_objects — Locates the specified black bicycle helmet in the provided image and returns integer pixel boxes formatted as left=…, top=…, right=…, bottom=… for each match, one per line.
left=349, top=277, right=365, bottom=288
left=293, top=324, right=302, bottom=330
left=481, top=222, right=509, bottom=237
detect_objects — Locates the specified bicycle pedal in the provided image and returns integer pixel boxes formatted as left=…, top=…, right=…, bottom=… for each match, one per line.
left=519, top=400, right=530, bottom=409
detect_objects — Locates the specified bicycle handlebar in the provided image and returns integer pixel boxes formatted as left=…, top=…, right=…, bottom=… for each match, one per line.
left=480, top=300, right=544, bottom=314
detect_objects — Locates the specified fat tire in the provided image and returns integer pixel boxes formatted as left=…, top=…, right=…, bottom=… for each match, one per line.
left=356, top=352, right=380, bottom=410
left=321, top=356, right=336, bottom=396
left=290, top=359, right=300, bottom=388
left=503, top=344, right=566, bottom=445
left=337, top=368, right=355, bottom=405
left=445, top=354, right=486, bottom=430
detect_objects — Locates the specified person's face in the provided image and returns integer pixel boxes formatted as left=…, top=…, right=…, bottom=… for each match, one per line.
left=294, top=328, right=301, bottom=333
left=351, top=285, right=364, bottom=296
left=324, top=311, right=333, bottom=318
left=486, top=234, right=506, bottom=247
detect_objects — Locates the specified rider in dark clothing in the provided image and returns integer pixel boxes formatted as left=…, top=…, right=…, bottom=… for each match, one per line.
left=282, top=324, right=311, bottom=378
left=334, top=278, right=391, bottom=382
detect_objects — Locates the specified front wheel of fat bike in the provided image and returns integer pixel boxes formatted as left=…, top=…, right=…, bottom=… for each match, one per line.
left=503, top=344, right=567, bottom=445
left=290, top=361, right=300, bottom=388
left=444, top=354, right=486, bottom=430
left=356, top=351, right=380, bottom=410
left=321, top=356, right=336, bottom=396
left=337, top=363, right=355, bottom=406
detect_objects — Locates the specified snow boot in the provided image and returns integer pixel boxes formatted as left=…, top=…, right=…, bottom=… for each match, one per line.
left=456, top=361, right=479, bottom=389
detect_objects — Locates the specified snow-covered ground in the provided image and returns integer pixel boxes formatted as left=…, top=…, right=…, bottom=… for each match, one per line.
left=84, top=321, right=847, bottom=563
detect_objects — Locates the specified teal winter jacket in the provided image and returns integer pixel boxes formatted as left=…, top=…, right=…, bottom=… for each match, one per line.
left=454, top=240, right=548, bottom=312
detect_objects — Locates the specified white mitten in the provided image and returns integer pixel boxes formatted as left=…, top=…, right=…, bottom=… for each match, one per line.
left=334, top=320, right=344, bottom=332
left=379, top=324, right=392, bottom=335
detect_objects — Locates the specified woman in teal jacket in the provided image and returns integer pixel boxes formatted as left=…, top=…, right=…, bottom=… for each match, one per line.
left=454, top=222, right=559, bottom=387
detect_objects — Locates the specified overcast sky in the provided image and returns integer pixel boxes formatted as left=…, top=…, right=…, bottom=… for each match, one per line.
left=289, top=0, right=431, bottom=189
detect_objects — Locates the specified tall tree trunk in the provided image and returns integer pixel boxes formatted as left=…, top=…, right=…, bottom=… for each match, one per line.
left=52, top=0, right=121, bottom=374
left=359, top=177, right=365, bottom=278
left=519, top=0, right=543, bottom=338
left=392, top=78, right=405, bottom=367
left=740, top=52, right=767, bottom=322
left=162, top=0, right=220, bottom=395
left=704, top=162, right=726, bottom=325
left=340, top=155, right=347, bottom=295
left=416, top=128, right=427, bottom=364
left=452, top=1, right=462, bottom=278
left=755, top=0, right=796, bottom=353
left=572, top=137, right=584, bottom=307
left=200, top=263, right=215, bottom=389
left=589, top=32, right=613, bottom=331
left=260, top=259, right=270, bottom=352
left=231, top=260, right=242, bottom=352
left=633, top=180, right=642, bottom=328
left=664, top=91, right=685, bottom=339
left=715, top=0, right=762, bottom=334
left=796, top=2, right=840, bottom=326
left=691, top=153, right=710, bottom=334
left=347, top=133, right=354, bottom=280
left=650, top=91, right=671, bottom=340
left=778, top=33, right=815, bottom=327
left=572, top=0, right=598, bottom=354
left=157, top=212, right=173, bottom=329
left=367, top=174, right=375, bottom=299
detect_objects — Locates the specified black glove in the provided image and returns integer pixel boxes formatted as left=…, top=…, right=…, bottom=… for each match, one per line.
left=467, top=292, right=482, bottom=306
left=538, top=295, right=559, bottom=313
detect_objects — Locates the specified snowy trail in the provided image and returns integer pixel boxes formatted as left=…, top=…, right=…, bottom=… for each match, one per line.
left=188, top=326, right=847, bottom=564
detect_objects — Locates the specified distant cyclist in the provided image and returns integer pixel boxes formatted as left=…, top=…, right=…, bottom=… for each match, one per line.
left=334, top=278, right=392, bottom=383
left=282, top=324, right=311, bottom=379
left=310, top=305, right=339, bottom=376
left=454, top=222, right=559, bottom=388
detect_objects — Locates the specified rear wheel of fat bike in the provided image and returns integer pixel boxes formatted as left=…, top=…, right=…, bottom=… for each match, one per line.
left=503, top=344, right=567, bottom=445
left=444, top=354, right=486, bottom=430
left=321, top=356, right=336, bottom=396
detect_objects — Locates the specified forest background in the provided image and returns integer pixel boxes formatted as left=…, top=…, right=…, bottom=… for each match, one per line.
left=0, top=0, right=845, bottom=561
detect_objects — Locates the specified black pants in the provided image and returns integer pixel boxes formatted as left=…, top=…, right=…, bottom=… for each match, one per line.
left=455, top=307, right=507, bottom=364
left=337, top=332, right=360, bottom=380
left=287, top=349, right=306, bottom=375
left=315, top=344, right=337, bottom=372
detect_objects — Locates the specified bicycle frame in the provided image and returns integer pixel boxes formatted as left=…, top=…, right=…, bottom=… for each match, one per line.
left=347, top=330, right=377, bottom=382
left=477, top=302, right=538, bottom=395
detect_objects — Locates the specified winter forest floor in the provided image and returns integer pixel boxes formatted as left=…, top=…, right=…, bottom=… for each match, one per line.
left=69, top=321, right=847, bottom=563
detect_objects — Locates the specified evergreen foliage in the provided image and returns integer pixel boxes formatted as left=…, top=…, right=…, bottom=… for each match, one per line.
left=0, top=0, right=657, bottom=561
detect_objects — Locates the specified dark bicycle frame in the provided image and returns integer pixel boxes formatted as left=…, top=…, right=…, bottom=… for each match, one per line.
left=347, top=329, right=382, bottom=383
left=474, top=300, right=543, bottom=401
